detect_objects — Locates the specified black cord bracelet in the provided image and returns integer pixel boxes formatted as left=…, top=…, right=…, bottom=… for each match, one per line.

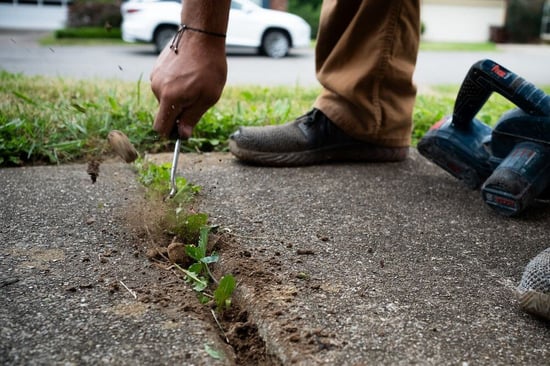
left=170, top=24, right=226, bottom=54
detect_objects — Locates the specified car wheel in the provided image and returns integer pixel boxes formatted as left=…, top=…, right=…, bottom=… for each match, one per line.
left=261, top=30, right=290, bottom=58
left=154, top=26, right=178, bottom=54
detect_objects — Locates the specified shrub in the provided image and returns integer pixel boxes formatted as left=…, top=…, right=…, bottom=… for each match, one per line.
left=505, top=0, right=545, bottom=43
left=67, top=0, right=122, bottom=28
left=288, top=0, right=321, bottom=39
left=55, top=27, right=122, bottom=39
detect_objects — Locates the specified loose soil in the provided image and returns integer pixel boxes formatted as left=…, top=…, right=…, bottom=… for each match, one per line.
left=116, top=185, right=281, bottom=365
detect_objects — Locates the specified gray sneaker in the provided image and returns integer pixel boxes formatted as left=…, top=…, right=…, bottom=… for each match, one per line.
left=516, top=248, right=550, bottom=320
left=228, top=109, right=408, bottom=166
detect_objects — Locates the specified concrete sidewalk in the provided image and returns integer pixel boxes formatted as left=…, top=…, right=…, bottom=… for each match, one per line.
left=2, top=150, right=548, bottom=365
left=0, top=163, right=233, bottom=365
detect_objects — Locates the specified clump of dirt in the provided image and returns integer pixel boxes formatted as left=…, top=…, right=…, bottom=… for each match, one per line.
left=87, top=159, right=100, bottom=183
left=86, top=130, right=138, bottom=184
left=107, top=130, right=138, bottom=163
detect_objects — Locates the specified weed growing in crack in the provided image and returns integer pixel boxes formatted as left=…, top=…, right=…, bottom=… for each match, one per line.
left=214, top=274, right=237, bottom=313
left=176, top=226, right=218, bottom=293
left=135, top=158, right=201, bottom=202
left=173, top=226, right=236, bottom=312
left=134, top=159, right=236, bottom=315
left=170, top=227, right=236, bottom=345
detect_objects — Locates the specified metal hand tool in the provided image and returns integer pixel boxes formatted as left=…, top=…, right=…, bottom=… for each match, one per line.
left=168, top=138, right=181, bottom=199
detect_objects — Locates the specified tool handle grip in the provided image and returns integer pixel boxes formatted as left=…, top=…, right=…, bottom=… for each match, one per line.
left=452, top=59, right=550, bottom=129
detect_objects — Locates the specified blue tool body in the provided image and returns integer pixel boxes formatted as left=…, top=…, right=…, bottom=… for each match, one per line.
left=418, top=59, right=550, bottom=216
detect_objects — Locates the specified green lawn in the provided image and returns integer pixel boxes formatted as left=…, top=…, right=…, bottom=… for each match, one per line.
left=419, top=42, right=498, bottom=52
left=0, top=71, right=540, bottom=167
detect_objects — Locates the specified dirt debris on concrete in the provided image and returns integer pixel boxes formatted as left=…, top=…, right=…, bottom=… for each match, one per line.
left=107, top=130, right=139, bottom=164
left=0, top=163, right=234, bottom=365
left=119, top=181, right=278, bottom=365
left=86, top=130, right=138, bottom=184
left=86, top=158, right=101, bottom=183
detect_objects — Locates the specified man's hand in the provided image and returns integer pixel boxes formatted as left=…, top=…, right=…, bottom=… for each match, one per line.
left=150, top=34, right=227, bottom=138
left=150, top=0, right=230, bottom=139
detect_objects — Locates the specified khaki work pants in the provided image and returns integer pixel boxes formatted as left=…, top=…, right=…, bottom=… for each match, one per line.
left=314, top=0, right=421, bottom=147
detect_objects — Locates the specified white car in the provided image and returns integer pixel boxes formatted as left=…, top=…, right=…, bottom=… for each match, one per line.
left=121, top=0, right=311, bottom=58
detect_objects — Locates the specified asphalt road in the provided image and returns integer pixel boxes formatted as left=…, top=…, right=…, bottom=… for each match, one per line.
left=2, top=30, right=550, bottom=87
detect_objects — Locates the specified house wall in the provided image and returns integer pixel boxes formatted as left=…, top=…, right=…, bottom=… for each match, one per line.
left=0, top=1, right=69, bottom=30
left=421, top=0, right=506, bottom=42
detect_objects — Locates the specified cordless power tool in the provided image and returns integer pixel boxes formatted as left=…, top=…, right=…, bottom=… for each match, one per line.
left=417, top=59, right=550, bottom=216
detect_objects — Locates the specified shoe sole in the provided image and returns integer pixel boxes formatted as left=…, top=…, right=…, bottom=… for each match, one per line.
left=229, top=140, right=409, bottom=166
left=516, top=289, right=550, bottom=320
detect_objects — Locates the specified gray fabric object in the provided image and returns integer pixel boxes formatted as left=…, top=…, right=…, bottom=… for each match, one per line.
left=516, top=247, right=550, bottom=320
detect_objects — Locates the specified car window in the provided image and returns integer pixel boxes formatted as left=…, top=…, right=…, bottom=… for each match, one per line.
left=231, top=1, right=242, bottom=10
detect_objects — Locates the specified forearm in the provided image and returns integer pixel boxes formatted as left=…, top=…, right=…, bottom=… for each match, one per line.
left=181, top=0, right=231, bottom=36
